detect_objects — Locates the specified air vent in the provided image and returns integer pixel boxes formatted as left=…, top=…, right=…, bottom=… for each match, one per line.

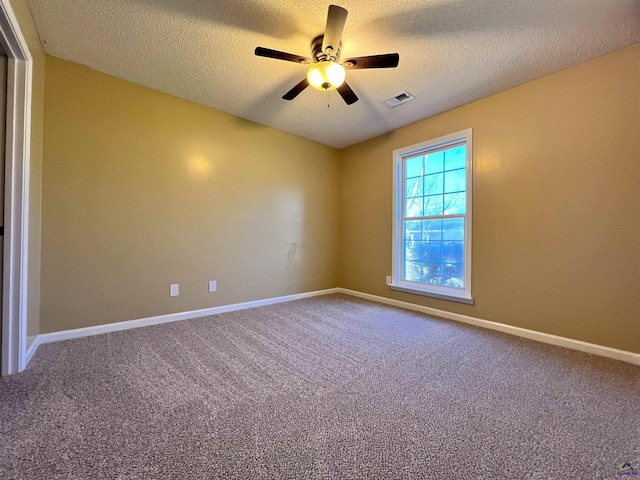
left=383, top=91, right=416, bottom=108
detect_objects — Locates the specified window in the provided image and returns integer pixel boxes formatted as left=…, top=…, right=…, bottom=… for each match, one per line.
left=391, top=129, right=473, bottom=303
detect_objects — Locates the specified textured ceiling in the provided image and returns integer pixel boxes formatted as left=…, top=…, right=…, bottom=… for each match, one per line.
left=27, top=0, right=640, bottom=148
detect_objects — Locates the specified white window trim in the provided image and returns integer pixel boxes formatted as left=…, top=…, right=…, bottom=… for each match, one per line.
left=391, top=129, right=473, bottom=304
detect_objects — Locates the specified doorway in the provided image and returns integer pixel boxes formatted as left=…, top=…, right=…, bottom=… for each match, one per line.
left=0, top=0, right=33, bottom=376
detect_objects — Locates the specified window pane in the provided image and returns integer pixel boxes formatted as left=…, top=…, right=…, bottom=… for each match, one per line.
left=405, top=197, right=423, bottom=217
left=442, top=263, right=464, bottom=288
left=422, top=263, right=441, bottom=285
left=404, top=220, right=421, bottom=240
left=444, top=146, right=466, bottom=171
left=421, top=241, right=441, bottom=263
left=402, top=219, right=465, bottom=288
left=443, top=241, right=463, bottom=264
left=421, top=219, right=442, bottom=241
left=424, top=151, right=444, bottom=174
left=442, top=218, right=464, bottom=240
left=404, top=260, right=422, bottom=282
left=405, top=155, right=424, bottom=178
left=406, top=176, right=423, bottom=198
left=398, top=135, right=470, bottom=293
left=443, top=193, right=465, bottom=215
left=424, top=195, right=444, bottom=216
left=423, top=173, right=444, bottom=196
left=444, top=168, right=465, bottom=193
left=404, top=240, right=420, bottom=260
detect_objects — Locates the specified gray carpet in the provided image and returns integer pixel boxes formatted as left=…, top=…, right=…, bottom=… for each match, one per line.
left=1, top=294, right=638, bottom=479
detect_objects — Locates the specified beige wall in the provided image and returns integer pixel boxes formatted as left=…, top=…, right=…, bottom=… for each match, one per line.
left=40, top=45, right=639, bottom=353
left=339, top=44, right=640, bottom=353
left=9, top=0, right=44, bottom=340
left=41, top=55, right=340, bottom=333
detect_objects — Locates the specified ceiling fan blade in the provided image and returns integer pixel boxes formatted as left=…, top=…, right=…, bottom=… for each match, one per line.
left=322, top=5, right=348, bottom=55
left=337, top=82, right=358, bottom=105
left=255, top=47, right=311, bottom=64
left=343, top=53, right=400, bottom=70
left=282, top=78, right=310, bottom=100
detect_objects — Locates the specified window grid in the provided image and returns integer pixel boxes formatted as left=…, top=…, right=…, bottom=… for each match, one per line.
left=392, top=129, right=472, bottom=303
left=401, top=145, right=467, bottom=289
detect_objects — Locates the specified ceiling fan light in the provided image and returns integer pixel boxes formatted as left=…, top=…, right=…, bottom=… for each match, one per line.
left=306, top=61, right=345, bottom=91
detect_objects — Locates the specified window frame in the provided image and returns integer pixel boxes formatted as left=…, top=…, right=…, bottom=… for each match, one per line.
left=391, top=128, right=473, bottom=304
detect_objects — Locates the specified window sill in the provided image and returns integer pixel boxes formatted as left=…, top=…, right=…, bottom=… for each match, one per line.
left=389, top=284, right=474, bottom=305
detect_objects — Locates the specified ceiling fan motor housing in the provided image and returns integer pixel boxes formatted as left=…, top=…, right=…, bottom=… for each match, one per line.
left=312, top=35, right=341, bottom=63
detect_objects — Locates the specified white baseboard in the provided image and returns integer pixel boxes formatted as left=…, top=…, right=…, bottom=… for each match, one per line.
left=336, top=288, right=640, bottom=366
left=25, top=286, right=640, bottom=368
left=35, top=288, right=340, bottom=347
left=24, top=335, right=41, bottom=366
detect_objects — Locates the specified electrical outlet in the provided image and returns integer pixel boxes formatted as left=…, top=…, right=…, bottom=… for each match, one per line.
left=170, top=284, right=179, bottom=297
left=208, top=280, right=217, bottom=292
left=386, top=275, right=392, bottom=285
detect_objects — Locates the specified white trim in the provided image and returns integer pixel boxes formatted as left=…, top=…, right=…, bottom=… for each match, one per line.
left=389, top=284, right=474, bottom=304
left=37, top=288, right=341, bottom=345
left=26, top=287, right=639, bottom=367
left=392, top=129, right=473, bottom=301
left=336, top=288, right=640, bottom=366
left=0, top=0, right=32, bottom=375
left=24, top=334, right=39, bottom=365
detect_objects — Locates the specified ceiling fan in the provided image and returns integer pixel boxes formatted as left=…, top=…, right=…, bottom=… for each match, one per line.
left=255, top=5, right=399, bottom=105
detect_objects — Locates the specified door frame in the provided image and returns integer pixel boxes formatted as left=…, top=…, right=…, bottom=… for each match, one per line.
left=0, top=0, right=32, bottom=375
